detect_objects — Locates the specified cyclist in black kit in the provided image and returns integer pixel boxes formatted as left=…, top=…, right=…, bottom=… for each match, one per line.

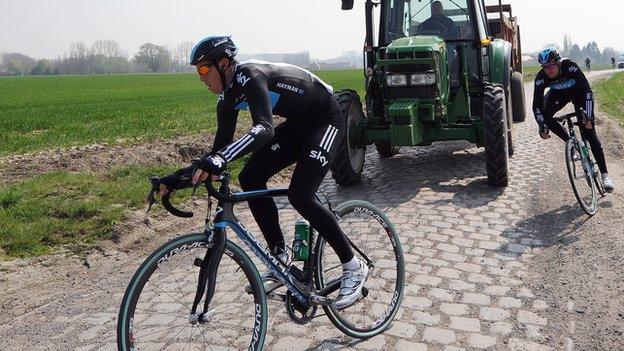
left=584, top=57, right=591, bottom=71
left=533, top=48, right=614, bottom=191
left=159, top=36, right=368, bottom=309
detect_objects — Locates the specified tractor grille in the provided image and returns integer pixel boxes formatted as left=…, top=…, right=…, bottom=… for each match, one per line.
left=388, top=86, right=437, bottom=100
left=386, top=64, right=431, bottom=72
left=383, top=50, right=434, bottom=60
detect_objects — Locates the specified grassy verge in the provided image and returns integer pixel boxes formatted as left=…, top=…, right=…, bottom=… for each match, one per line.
left=523, top=65, right=541, bottom=82
left=0, top=70, right=364, bottom=157
left=594, top=72, right=624, bottom=124
left=0, top=159, right=246, bottom=259
left=0, top=70, right=364, bottom=258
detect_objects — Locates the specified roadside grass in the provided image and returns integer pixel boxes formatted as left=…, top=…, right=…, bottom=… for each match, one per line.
left=523, top=65, right=541, bottom=82
left=0, top=159, right=246, bottom=259
left=0, top=70, right=364, bottom=157
left=594, top=72, right=624, bottom=124
left=0, top=70, right=364, bottom=258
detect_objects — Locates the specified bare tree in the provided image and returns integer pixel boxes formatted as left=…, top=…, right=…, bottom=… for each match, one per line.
left=134, top=43, right=172, bottom=73
left=173, top=41, right=194, bottom=71
left=69, top=41, right=88, bottom=59
left=91, top=39, right=122, bottom=58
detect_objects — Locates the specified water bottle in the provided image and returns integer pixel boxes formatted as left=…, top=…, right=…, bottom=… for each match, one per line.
left=580, top=140, right=590, bottom=158
left=292, top=219, right=310, bottom=261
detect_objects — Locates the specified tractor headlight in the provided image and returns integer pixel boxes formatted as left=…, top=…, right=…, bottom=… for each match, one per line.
left=386, top=74, right=408, bottom=87
left=410, top=73, right=437, bottom=86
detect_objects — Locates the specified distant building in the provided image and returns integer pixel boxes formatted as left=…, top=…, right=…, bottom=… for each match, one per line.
left=238, top=51, right=310, bottom=67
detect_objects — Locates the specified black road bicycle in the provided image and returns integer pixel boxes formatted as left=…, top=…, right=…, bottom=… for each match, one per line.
left=117, top=171, right=405, bottom=350
left=553, top=109, right=606, bottom=215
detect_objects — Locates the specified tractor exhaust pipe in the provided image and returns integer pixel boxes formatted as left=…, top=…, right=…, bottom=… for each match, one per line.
left=342, top=0, right=354, bottom=10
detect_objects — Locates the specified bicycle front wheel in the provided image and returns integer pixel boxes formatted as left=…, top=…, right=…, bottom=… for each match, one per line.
left=565, top=138, right=597, bottom=215
left=314, top=200, right=405, bottom=338
left=117, top=233, right=268, bottom=351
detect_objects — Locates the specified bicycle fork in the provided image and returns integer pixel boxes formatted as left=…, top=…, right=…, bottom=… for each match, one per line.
left=189, top=228, right=226, bottom=324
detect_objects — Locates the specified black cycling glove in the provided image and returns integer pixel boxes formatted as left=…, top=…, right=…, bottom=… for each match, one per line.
left=198, top=152, right=228, bottom=175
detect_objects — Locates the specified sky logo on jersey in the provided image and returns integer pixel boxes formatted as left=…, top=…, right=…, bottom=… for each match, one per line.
left=551, top=79, right=576, bottom=90
left=237, top=72, right=251, bottom=86
left=309, top=150, right=329, bottom=167
left=569, top=65, right=579, bottom=73
left=535, top=79, right=545, bottom=87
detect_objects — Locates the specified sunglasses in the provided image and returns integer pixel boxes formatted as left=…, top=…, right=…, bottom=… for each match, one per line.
left=542, top=63, right=558, bottom=69
left=197, top=64, right=212, bottom=75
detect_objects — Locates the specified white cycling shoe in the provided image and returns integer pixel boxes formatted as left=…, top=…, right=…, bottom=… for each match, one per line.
left=332, top=258, right=369, bottom=310
left=602, top=174, right=615, bottom=192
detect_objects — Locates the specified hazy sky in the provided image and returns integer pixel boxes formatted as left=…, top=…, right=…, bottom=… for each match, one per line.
left=0, top=0, right=622, bottom=60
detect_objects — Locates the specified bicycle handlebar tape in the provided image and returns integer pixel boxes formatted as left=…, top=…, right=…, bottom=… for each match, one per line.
left=162, top=192, right=194, bottom=218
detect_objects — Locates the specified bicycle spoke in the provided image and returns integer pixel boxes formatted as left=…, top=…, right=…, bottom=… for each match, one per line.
left=133, top=307, right=188, bottom=320
left=206, top=321, right=239, bottom=349
left=145, top=279, right=191, bottom=312
left=133, top=321, right=190, bottom=340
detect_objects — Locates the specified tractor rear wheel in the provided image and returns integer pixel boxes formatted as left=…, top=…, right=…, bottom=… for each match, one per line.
left=483, top=84, right=510, bottom=187
left=330, top=89, right=366, bottom=186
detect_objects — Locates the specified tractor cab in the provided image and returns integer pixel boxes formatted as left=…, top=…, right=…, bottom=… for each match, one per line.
left=382, top=0, right=486, bottom=90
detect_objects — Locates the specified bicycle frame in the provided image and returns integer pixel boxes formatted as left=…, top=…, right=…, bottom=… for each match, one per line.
left=193, top=183, right=342, bottom=312
left=559, top=114, right=595, bottom=178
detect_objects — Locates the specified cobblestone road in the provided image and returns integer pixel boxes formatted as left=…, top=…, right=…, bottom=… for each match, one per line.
left=1, top=81, right=570, bottom=350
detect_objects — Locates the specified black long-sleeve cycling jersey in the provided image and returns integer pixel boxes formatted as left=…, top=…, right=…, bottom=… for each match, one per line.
left=211, top=60, right=334, bottom=162
left=532, top=59, right=593, bottom=128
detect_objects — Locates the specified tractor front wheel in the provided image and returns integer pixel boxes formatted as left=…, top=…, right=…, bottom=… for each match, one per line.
left=511, top=71, right=526, bottom=123
left=483, top=84, right=510, bottom=187
left=330, top=89, right=366, bottom=186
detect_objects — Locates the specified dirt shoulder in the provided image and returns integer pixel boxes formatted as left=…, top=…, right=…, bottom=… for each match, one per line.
left=521, top=76, right=624, bottom=350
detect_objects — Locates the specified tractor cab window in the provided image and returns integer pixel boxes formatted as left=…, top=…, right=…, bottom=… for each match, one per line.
left=385, top=0, right=475, bottom=43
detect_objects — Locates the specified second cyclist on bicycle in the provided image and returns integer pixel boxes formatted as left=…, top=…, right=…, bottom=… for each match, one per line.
left=533, top=48, right=614, bottom=191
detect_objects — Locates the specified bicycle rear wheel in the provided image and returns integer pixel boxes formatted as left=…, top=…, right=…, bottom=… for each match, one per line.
left=117, top=233, right=268, bottom=351
left=314, top=200, right=405, bottom=338
left=565, top=138, right=597, bottom=215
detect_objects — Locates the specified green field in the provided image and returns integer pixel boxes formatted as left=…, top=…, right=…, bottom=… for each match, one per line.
left=0, top=70, right=364, bottom=258
left=595, top=72, right=624, bottom=123
left=0, top=70, right=365, bottom=157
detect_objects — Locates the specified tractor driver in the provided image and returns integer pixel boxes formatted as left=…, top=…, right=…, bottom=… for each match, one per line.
left=418, top=1, right=460, bottom=39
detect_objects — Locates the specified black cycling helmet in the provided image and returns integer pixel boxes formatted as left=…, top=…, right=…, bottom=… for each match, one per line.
left=189, top=36, right=238, bottom=66
left=538, top=48, right=561, bottom=65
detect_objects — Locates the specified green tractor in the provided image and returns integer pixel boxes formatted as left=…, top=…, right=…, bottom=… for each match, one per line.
left=331, top=0, right=526, bottom=187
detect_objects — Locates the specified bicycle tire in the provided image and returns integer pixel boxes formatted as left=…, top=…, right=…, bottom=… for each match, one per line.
left=117, top=233, right=268, bottom=351
left=590, top=158, right=607, bottom=197
left=313, top=200, right=405, bottom=338
left=565, top=138, right=597, bottom=215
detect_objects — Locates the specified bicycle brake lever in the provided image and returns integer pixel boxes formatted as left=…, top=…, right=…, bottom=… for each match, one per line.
left=189, top=158, right=202, bottom=197
left=146, top=177, right=160, bottom=213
